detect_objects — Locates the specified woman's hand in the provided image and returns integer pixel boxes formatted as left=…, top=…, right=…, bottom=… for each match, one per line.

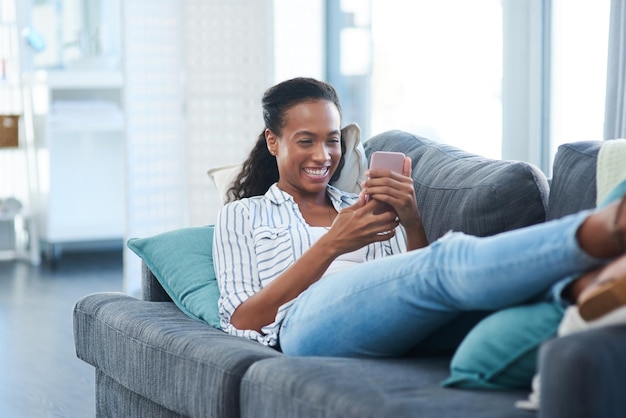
left=360, top=156, right=428, bottom=250
left=230, top=197, right=400, bottom=334
left=322, top=197, right=401, bottom=254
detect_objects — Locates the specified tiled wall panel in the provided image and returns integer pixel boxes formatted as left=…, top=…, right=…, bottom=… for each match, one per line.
left=122, top=0, right=273, bottom=294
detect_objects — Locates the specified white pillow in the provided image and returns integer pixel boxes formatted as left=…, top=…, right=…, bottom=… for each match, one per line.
left=208, top=123, right=367, bottom=204
left=596, top=138, right=626, bottom=206
left=207, top=163, right=241, bottom=204
left=332, top=123, right=368, bottom=194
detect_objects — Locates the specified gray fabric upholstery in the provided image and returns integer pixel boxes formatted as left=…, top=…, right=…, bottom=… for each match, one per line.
left=545, top=141, right=601, bottom=220
left=538, top=325, right=626, bottom=418
left=241, top=356, right=529, bottom=418
left=74, top=293, right=281, bottom=418
left=96, top=370, right=184, bottom=418
left=75, top=135, right=617, bottom=418
left=364, top=130, right=550, bottom=242
left=538, top=140, right=620, bottom=418
left=142, top=261, right=172, bottom=302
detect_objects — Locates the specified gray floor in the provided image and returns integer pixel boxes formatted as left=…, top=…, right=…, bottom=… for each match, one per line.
left=0, top=250, right=123, bottom=418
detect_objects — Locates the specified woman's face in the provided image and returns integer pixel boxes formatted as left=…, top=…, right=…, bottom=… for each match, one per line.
left=267, top=100, right=342, bottom=198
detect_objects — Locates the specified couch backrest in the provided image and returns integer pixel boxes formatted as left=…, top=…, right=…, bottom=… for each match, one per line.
left=545, top=141, right=601, bottom=221
left=143, top=134, right=600, bottom=300
left=142, top=261, right=172, bottom=302
left=364, top=130, right=550, bottom=242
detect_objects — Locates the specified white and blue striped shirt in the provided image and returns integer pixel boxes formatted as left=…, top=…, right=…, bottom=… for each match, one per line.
left=213, top=183, right=407, bottom=347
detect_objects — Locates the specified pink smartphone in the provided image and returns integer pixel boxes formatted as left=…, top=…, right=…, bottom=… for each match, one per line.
left=369, top=151, right=405, bottom=173
left=367, top=151, right=406, bottom=213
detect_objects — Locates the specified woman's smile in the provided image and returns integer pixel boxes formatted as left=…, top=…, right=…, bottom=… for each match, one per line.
left=303, top=166, right=330, bottom=179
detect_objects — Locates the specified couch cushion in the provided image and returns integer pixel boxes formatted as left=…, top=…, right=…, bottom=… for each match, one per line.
left=73, top=293, right=282, bottom=418
left=596, top=139, right=626, bottom=208
left=365, top=131, right=549, bottom=242
left=240, top=356, right=530, bottom=418
left=442, top=301, right=564, bottom=389
left=127, top=225, right=220, bottom=328
left=546, top=141, right=601, bottom=220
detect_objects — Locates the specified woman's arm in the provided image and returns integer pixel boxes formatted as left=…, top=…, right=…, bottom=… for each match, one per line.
left=229, top=233, right=338, bottom=332
left=216, top=197, right=401, bottom=334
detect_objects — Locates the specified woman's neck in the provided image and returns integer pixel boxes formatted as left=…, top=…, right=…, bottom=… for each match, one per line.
left=290, top=191, right=336, bottom=227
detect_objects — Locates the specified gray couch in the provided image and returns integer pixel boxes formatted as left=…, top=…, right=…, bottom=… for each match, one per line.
left=73, top=131, right=626, bottom=418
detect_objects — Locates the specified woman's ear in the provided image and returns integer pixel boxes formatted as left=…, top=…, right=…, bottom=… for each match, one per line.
left=266, top=129, right=278, bottom=156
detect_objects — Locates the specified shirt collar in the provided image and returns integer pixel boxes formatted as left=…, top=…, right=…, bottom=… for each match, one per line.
left=265, top=183, right=357, bottom=210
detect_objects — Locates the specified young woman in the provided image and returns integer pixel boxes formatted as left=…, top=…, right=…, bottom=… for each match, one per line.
left=213, top=77, right=626, bottom=357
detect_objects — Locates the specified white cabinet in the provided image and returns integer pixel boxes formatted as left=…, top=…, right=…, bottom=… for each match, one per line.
left=32, top=70, right=124, bottom=259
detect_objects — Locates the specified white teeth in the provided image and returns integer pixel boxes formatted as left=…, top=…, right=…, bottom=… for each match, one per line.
left=304, top=167, right=328, bottom=177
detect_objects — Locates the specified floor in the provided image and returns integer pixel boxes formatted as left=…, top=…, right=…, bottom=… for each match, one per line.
left=0, top=250, right=124, bottom=418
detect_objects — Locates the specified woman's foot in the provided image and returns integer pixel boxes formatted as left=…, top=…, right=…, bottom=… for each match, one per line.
left=577, top=253, right=626, bottom=321
left=576, top=193, right=626, bottom=258
left=564, top=266, right=602, bottom=302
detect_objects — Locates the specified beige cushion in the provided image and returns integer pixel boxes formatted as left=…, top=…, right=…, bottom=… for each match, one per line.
left=207, top=163, right=241, bottom=204
left=331, top=123, right=367, bottom=194
left=596, top=138, right=626, bottom=206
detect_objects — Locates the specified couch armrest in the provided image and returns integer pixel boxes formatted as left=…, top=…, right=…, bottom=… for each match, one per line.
left=538, top=325, right=626, bottom=418
left=141, top=261, right=172, bottom=302
left=73, top=292, right=281, bottom=418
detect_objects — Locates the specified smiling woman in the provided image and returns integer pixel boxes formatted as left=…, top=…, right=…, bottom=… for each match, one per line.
left=266, top=100, right=342, bottom=204
left=227, top=78, right=345, bottom=203
left=212, top=76, right=626, bottom=361
left=216, top=77, right=422, bottom=342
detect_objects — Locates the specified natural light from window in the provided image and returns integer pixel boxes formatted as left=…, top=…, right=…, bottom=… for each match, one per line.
left=551, top=0, right=610, bottom=156
left=369, top=0, right=503, bottom=159
left=367, top=0, right=610, bottom=167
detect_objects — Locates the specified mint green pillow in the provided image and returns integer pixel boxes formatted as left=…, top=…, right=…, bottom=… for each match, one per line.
left=127, top=225, right=220, bottom=329
left=442, top=302, right=565, bottom=389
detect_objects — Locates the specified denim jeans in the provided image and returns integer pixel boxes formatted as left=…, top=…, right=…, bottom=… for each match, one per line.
left=279, top=211, right=603, bottom=358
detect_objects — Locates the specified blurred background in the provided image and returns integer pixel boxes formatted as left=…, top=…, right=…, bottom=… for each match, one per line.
left=0, top=0, right=612, bottom=294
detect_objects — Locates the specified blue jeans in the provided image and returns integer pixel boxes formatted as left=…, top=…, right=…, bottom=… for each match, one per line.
left=279, top=211, right=603, bottom=357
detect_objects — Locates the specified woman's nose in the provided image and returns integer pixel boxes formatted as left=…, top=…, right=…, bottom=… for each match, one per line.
left=312, top=144, right=331, bottom=161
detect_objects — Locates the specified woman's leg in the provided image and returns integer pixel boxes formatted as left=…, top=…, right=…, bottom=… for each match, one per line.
left=280, top=200, right=626, bottom=358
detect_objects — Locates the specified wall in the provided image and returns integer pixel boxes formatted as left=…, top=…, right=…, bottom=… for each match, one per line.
left=122, top=0, right=274, bottom=295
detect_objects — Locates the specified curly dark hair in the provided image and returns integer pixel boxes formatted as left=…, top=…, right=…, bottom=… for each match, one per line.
left=226, top=77, right=345, bottom=201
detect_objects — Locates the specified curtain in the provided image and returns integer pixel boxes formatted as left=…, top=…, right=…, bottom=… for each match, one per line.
left=604, top=0, right=626, bottom=140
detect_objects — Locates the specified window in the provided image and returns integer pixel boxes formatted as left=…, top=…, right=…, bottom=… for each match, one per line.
left=370, top=0, right=503, bottom=159
left=330, top=0, right=611, bottom=172
left=550, top=0, right=610, bottom=157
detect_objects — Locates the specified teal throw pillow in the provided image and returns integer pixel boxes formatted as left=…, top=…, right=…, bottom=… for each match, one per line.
left=127, top=225, right=220, bottom=329
left=441, top=301, right=565, bottom=389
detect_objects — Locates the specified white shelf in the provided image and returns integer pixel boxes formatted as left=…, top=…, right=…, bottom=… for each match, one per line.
left=29, top=70, right=123, bottom=89
left=48, top=117, right=124, bottom=133
left=47, top=124, right=125, bottom=133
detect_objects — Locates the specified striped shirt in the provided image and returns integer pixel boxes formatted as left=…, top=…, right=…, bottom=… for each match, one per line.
left=213, top=183, right=407, bottom=347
